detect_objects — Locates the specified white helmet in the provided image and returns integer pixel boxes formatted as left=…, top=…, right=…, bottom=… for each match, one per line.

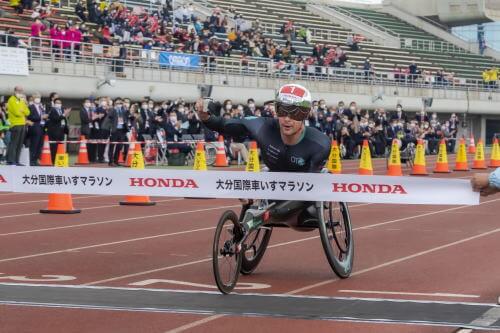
left=275, top=84, right=312, bottom=121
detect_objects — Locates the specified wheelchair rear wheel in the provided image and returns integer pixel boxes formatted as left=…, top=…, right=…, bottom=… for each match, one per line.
left=317, top=202, right=354, bottom=278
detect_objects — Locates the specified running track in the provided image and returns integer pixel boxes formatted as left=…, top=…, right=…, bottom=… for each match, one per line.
left=0, top=155, right=499, bottom=333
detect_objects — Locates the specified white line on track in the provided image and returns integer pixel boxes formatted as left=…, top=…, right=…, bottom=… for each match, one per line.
left=0, top=201, right=234, bottom=237
left=0, top=195, right=100, bottom=206
left=0, top=198, right=185, bottom=222
left=337, top=290, right=480, bottom=298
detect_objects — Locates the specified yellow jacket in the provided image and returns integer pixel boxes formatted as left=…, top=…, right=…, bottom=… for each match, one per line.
left=6, top=95, right=30, bottom=127
left=482, top=70, right=490, bottom=82
left=489, top=68, right=498, bottom=81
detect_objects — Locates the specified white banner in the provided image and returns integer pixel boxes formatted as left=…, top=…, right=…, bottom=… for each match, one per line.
left=0, top=47, right=29, bottom=76
left=0, top=166, right=479, bottom=205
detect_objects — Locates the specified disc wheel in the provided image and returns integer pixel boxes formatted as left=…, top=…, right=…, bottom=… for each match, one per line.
left=213, top=210, right=243, bottom=294
left=318, top=201, right=354, bottom=278
left=240, top=227, right=272, bottom=275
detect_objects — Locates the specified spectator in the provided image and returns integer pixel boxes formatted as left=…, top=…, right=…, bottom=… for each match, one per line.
left=80, top=98, right=96, bottom=163
left=346, top=34, right=358, bottom=51
left=409, top=61, right=420, bottom=82
left=46, top=97, right=70, bottom=163
left=415, top=109, right=429, bottom=124
left=363, top=58, right=374, bottom=79
left=391, top=103, right=408, bottom=123
left=297, top=26, right=312, bottom=45
left=0, top=102, right=8, bottom=164
left=30, top=18, right=46, bottom=49
left=93, top=98, right=108, bottom=163
left=26, top=92, right=47, bottom=166
left=75, top=1, right=87, bottom=21
left=448, top=113, right=459, bottom=152
left=6, top=86, right=30, bottom=165
left=103, top=98, right=128, bottom=166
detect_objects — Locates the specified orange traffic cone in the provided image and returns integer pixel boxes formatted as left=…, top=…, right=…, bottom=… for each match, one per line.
left=214, top=135, right=229, bottom=167
left=468, top=134, right=476, bottom=154
left=75, top=135, right=90, bottom=165
left=386, top=139, right=402, bottom=176
left=246, top=141, right=260, bottom=172
left=39, top=135, right=52, bottom=166
left=126, top=131, right=137, bottom=167
left=489, top=137, right=500, bottom=168
left=120, top=143, right=156, bottom=206
left=454, top=137, right=469, bottom=171
left=40, top=144, right=81, bottom=214
left=434, top=139, right=451, bottom=173
left=472, top=139, right=487, bottom=169
left=358, top=140, right=373, bottom=175
left=118, top=150, right=125, bottom=164
left=410, top=139, right=428, bottom=176
left=326, top=140, right=341, bottom=174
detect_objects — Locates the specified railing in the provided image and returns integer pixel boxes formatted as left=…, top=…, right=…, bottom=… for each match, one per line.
left=331, top=6, right=400, bottom=38
left=400, top=38, right=470, bottom=54
left=1, top=35, right=498, bottom=94
left=259, top=21, right=370, bottom=45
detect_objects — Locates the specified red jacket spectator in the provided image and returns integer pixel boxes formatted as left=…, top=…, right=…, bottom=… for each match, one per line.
left=67, top=26, right=82, bottom=45
left=49, top=26, right=62, bottom=47
left=30, top=19, right=46, bottom=38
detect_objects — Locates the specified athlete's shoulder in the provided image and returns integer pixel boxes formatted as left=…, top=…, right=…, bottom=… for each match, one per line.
left=305, top=126, right=331, bottom=149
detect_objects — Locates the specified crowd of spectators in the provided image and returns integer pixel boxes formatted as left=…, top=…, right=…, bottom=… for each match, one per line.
left=0, top=88, right=462, bottom=166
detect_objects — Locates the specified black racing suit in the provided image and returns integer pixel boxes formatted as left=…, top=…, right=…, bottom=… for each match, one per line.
left=203, top=115, right=331, bottom=224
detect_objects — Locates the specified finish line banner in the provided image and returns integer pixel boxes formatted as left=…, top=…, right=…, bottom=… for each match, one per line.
left=0, top=166, right=479, bottom=205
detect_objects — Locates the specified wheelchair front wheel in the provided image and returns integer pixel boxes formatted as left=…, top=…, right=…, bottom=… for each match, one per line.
left=317, top=201, right=354, bottom=278
left=240, top=227, right=273, bottom=275
left=213, top=210, right=243, bottom=294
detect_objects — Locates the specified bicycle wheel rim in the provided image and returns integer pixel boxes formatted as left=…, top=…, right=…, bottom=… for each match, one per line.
left=213, top=211, right=242, bottom=294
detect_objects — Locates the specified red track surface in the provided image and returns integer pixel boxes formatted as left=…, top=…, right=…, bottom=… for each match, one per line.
left=0, top=157, right=499, bottom=333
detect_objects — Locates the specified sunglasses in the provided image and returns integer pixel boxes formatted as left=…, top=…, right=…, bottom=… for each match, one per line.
left=276, top=103, right=310, bottom=121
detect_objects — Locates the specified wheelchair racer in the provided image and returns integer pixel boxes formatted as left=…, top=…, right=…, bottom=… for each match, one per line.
left=195, top=84, right=331, bottom=235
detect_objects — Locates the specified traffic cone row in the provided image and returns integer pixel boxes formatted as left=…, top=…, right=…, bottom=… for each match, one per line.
left=39, top=135, right=52, bottom=166
left=246, top=141, right=260, bottom=172
left=386, top=139, right=402, bottom=176
left=120, top=143, right=155, bottom=206
left=468, top=134, right=476, bottom=154
left=40, top=143, right=81, bottom=214
left=326, top=140, right=342, bottom=174
left=75, top=135, right=90, bottom=165
left=490, top=137, right=500, bottom=168
left=411, top=139, right=428, bottom=176
left=214, top=135, right=229, bottom=167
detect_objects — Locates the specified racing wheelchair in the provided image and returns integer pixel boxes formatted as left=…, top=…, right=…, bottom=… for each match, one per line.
left=212, top=191, right=354, bottom=294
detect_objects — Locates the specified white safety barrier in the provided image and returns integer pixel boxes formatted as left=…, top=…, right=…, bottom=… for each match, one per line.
left=0, top=166, right=479, bottom=205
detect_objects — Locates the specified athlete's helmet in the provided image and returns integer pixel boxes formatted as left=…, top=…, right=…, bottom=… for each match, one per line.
left=275, top=84, right=312, bottom=121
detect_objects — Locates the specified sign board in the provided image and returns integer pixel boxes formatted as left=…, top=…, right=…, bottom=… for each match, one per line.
left=0, top=46, right=29, bottom=76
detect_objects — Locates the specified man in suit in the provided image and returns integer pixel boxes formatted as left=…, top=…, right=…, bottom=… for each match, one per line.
left=46, top=98, right=70, bottom=163
left=93, top=98, right=108, bottom=163
left=103, top=98, right=128, bottom=166
left=80, top=98, right=97, bottom=162
left=27, top=92, right=47, bottom=165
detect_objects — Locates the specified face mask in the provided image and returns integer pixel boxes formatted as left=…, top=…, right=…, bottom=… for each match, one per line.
left=432, top=115, right=437, bottom=119
left=124, top=103, right=130, bottom=108
left=142, top=104, right=148, bottom=109
left=55, top=104, right=62, bottom=108
left=149, top=104, right=154, bottom=109
left=170, top=116, right=177, bottom=123
left=15, top=93, right=22, bottom=98
left=249, top=103, right=255, bottom=109
left=84, top=102, right=91, bottom=108
left=349, top=106, right=355, bottom=111
left=115, top=104, right=122, bottom=109
left=100, top=102, right=107, bottom=107
left=320, top=104, right=326, bottom=108
left=178, top=107, right=185, bottom=113
left=34, top=98, right=41, bottom=104
left=226, top=104, right=232, bottom=110
left=397, top=107, right=402, bottom=112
